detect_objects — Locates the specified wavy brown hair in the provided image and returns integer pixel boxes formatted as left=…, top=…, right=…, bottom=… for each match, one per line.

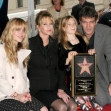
left=0, top=18, right=29, bottom=67
left=59, top=16, right=88, bottom=50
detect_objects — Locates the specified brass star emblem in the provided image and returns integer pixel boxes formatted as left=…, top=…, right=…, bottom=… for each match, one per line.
left=78, top=58, right=93, bottom=75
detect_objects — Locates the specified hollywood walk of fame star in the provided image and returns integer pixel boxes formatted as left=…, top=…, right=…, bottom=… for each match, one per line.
left=77, top=58, right=93, bottom=75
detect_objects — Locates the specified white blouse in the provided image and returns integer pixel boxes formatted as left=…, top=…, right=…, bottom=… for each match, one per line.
left=0, top=44, right=31, bottom=101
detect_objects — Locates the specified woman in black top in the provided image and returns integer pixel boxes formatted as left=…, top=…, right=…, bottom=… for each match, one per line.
left=28, top=11, right=77, bottom=111
left=58, top=16, right=88, bottom=90
left=59, top=35, right=88, bottom=70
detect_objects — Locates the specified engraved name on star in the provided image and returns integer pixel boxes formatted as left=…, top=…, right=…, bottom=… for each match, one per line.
left=77, top=58, right=93, bottom=75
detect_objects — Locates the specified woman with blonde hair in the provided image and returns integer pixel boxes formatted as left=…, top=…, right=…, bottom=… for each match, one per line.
left=0, top=18, right=48, bottom=111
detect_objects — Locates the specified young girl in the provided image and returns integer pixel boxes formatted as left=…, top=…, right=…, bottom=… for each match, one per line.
left=58, top=16, right=102, bottom=111
left=0, top=18, right=48, bottom=111
left=58, top=15, right=88, bottom=86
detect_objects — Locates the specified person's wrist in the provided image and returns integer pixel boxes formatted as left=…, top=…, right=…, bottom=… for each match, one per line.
left=66, top=58, right=70, bottom=65
left=58, top=89, right=64, bottom=93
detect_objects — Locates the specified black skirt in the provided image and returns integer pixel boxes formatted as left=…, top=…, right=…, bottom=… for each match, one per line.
left=35, top=90, right=71, bottom=108
left=0, top=96, right=44, bottom=111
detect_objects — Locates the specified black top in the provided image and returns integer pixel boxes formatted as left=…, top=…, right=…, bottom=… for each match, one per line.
left=71, top=1, right=95, bottom=23
left=28, top=34, right=67, bottom=96
left=58, top=35, right=87, bottom=70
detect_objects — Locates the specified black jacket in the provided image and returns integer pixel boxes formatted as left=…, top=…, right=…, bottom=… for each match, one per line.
left=98, top=12, right=111, bottom=27
left=28, top=34, right=67, bottom=96
left=71, top=1, right=95, bottom=23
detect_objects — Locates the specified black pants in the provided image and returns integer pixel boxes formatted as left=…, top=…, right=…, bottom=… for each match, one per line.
left=0, top=96, right=44, bottom=111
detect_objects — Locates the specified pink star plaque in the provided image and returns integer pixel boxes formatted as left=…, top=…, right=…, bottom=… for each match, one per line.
left=78, top=58, right=93, bottom=75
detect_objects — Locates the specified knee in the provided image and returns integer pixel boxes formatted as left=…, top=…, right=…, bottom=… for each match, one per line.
left=59, top=104, right=67, bottom=111
left=68, top=99, right=77, bottom=111
left=40, top=106, right=48, bottom=111
left=70, top=103, right=77, bottom=111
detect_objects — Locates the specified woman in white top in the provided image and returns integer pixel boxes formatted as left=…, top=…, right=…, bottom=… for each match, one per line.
left=0, top=18, right=48, bottom=111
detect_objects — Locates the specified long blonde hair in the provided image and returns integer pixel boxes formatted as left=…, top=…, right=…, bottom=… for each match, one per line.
left=59, top=16, right=88, bottom=50
left=0, top=18, right=29, bottom=67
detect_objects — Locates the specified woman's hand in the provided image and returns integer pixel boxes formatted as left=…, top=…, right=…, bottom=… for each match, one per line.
left=57, top=89, right=70, bottom=104
left=66, top=51, right=78, bottom=65
left=88, top=49, right=96, bottom=55
left=15, top=93, right=29, bottom=103
left=11, top=92, right=31, bottom=103
left=23, top=92, right=32, bottom=101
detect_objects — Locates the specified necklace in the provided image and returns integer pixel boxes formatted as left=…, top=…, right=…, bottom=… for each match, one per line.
left=43, top=39, right=49, bottom=46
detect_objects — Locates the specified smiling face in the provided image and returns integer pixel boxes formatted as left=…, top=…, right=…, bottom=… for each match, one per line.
left=37, top=17, right=54, bottom=37
left=80, top=17, right=98, bottom=39
left=63, top=18, right=77, bottom=35
left=12, top=26, right=26, bottom=45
